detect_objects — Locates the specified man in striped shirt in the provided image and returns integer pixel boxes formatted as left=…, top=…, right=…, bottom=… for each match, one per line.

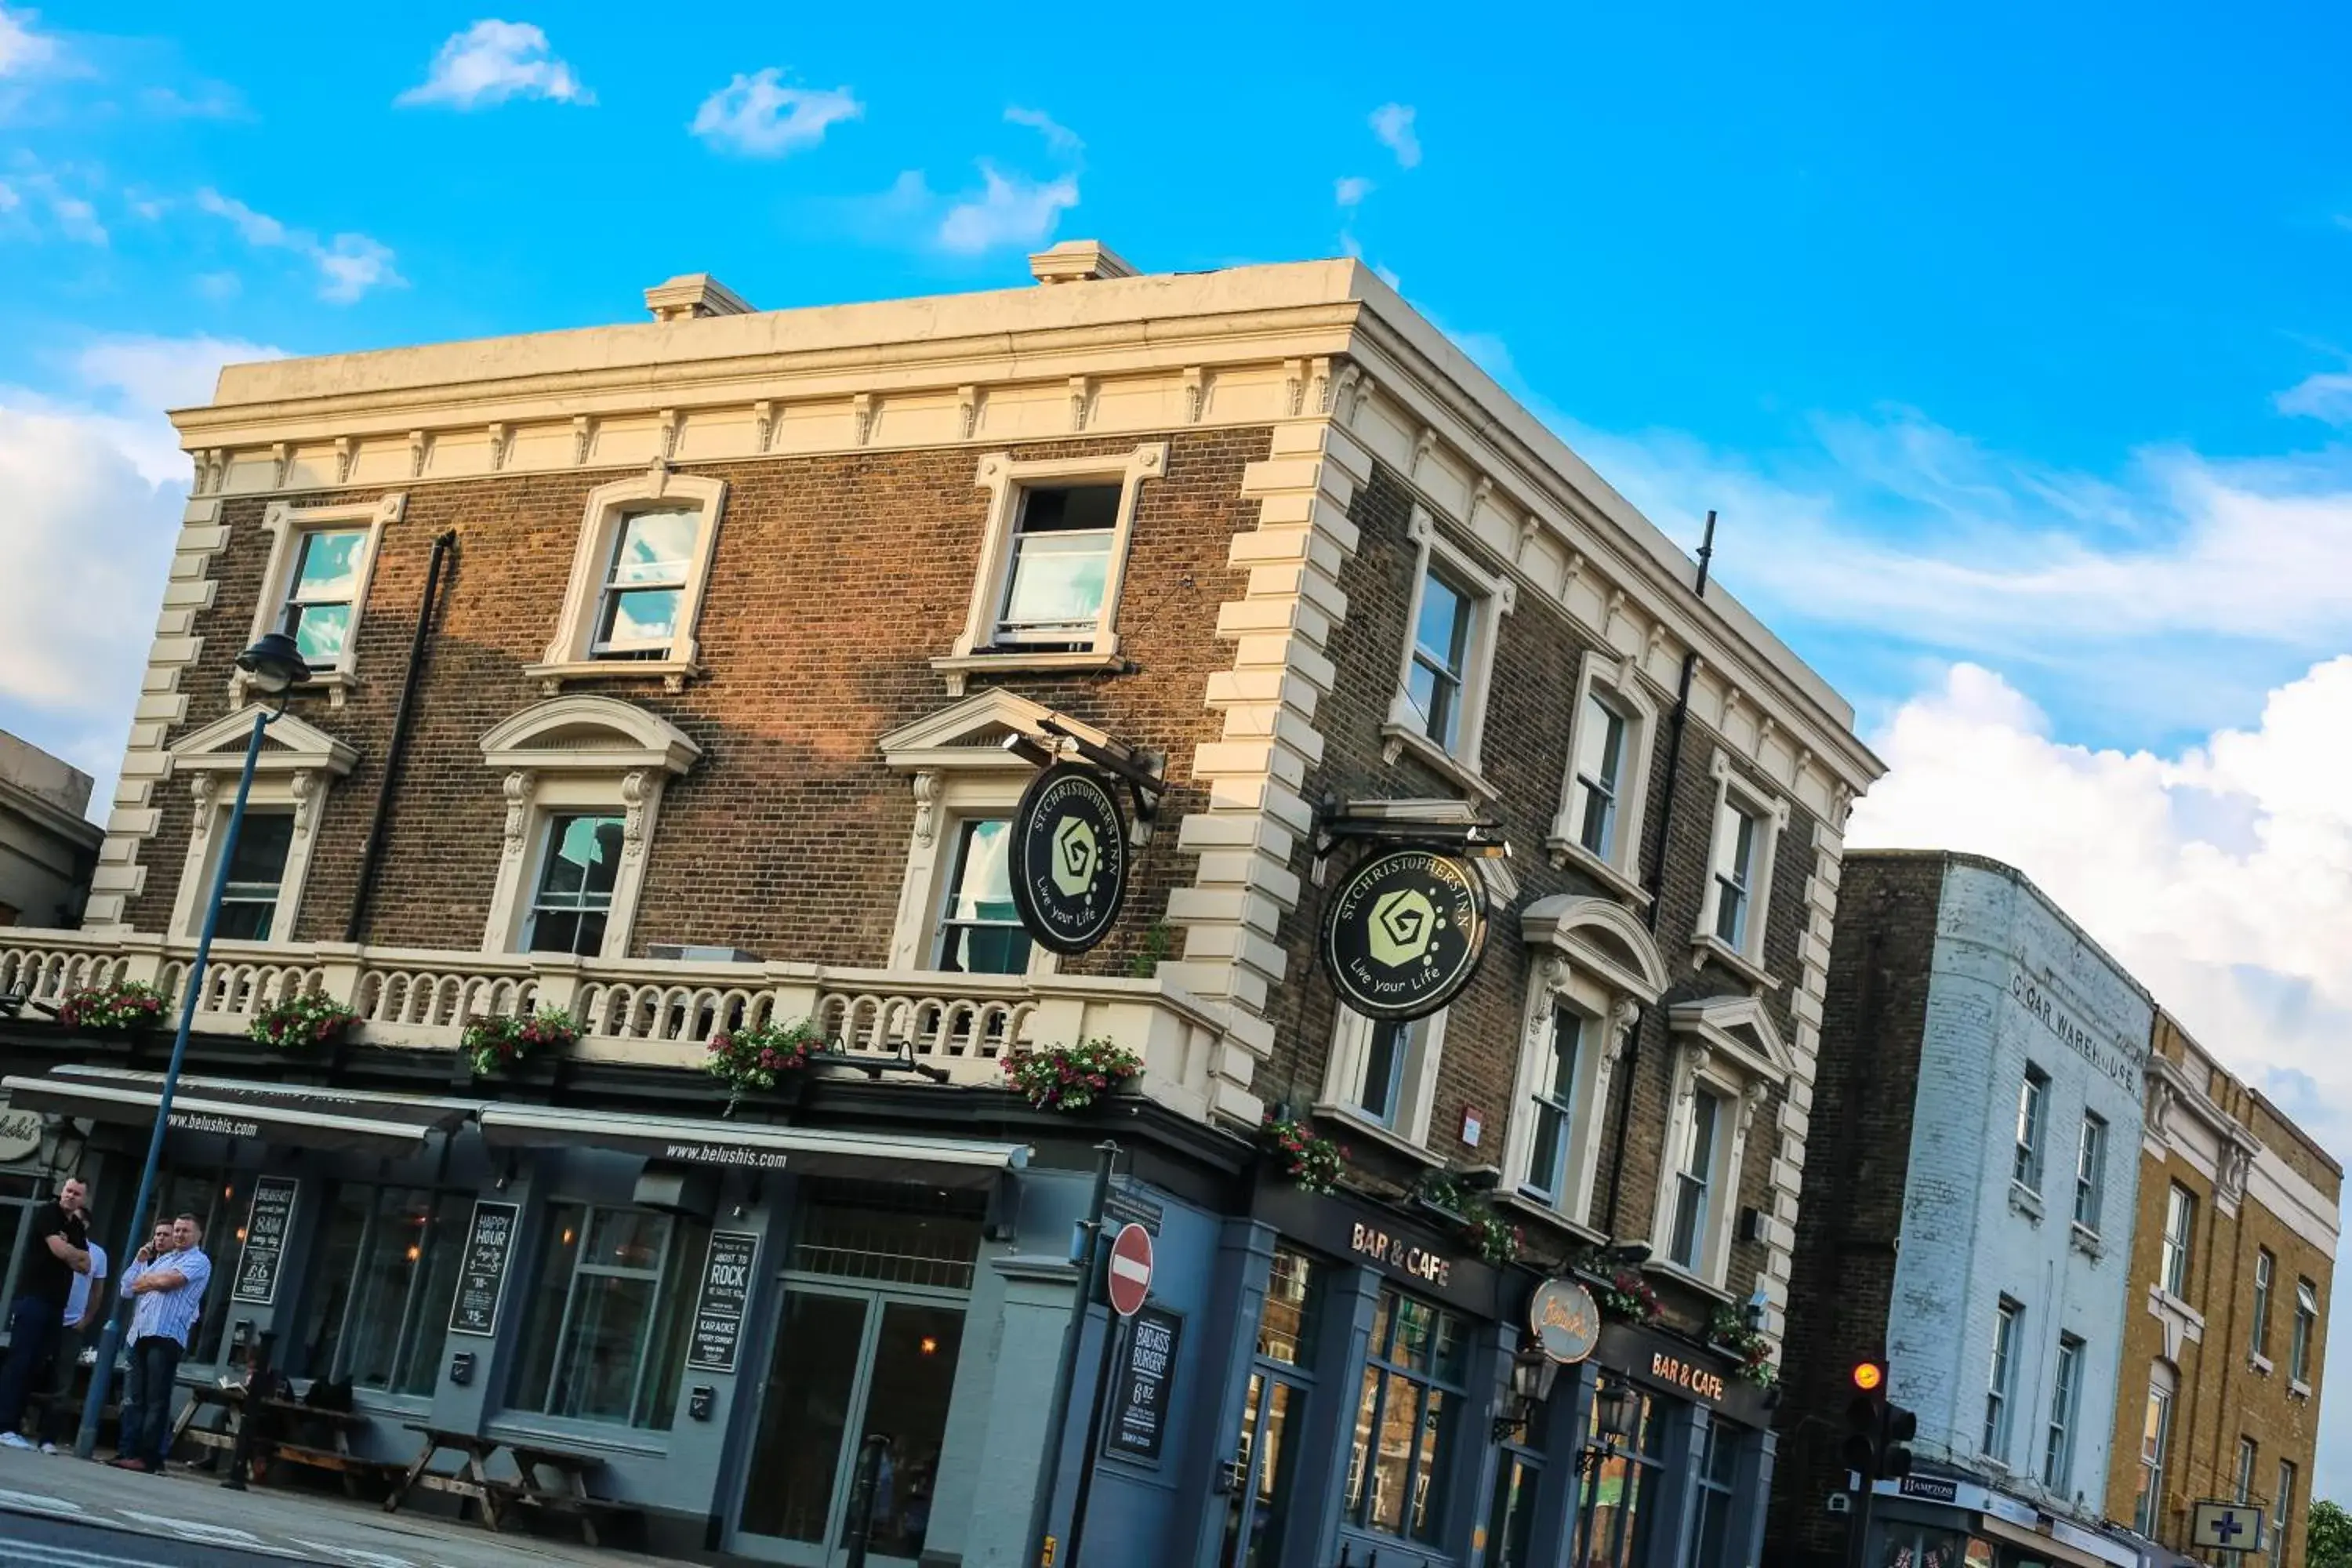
left=108, top=1214, right=212, bottom=1474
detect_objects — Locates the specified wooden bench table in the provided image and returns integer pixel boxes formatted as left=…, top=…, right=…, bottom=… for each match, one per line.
left=385, top=1424, right=634, bottom=1546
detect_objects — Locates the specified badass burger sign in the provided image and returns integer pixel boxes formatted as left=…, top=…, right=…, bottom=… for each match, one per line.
left=1009, top=763, right=1131, bottom=955
left=1319, top=846, right=1489, bottom=1021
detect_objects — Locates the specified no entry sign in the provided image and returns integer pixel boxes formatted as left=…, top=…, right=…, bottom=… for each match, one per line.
left=1106, top=1221, right=1154, bottom=1317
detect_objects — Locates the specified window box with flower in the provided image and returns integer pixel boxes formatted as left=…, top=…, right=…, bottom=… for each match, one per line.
left=1262, top=1113, right=1347, bottom=1194
left=1000, top=1037, right=1142, bottom=1112
left=708, top=1018, right=828, bottom=1109
left=1570, top=1251, right=1664, bottom=1326
left=1706, top=1304, right=1778, bottom=1387
left=1417, top=1173, right=1524, bottom=1266
left=56, top=979, right=167, bottom=1036
left=462, top=1007, right=579, bottom=1079
left=247, top=991, right=361, bottom=1054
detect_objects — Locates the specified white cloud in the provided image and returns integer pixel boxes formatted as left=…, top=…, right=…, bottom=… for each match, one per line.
left=937, top=164, right=1080, bottom=255
left=0, top=334, right=283, bottom=803
left=394, top=20, right=590, bottom=110
left=0, top=179, right=18, bottom=212
left=0, top=4, right=58, bottom=77
left=1335, top=175, right=1374, bottom=208
left=194, top=188, right=403, bottom=303
left=48, top=191, right=102, bottom=244
left=690, top=69, right=860, bottom=156
left=1005, top=105, right=1082, bottom=157
left=2276, top=366, right=2352, bottom=424
left=1370, top=102, right=1420, bottom=169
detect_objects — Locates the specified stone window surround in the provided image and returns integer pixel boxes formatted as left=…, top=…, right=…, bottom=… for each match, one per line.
left=1546, top=646, right=1661, bottom=906
left=525, top=466, right=730, bottom=695
left=1692, top=747, right=1791, bottom=990
left=237, top=492, right=406, bottom=707
left=1316, top=1006, right=1448, bottom=1155
left=934, top=442, right=1167, bottom=695
left=878, top=688, right=1109, bottom=975
left=1379, top=506, right=1515, bottom=803
left=167, top=707, right=358, bottom=942
left=478, top=695, right=700, bottom=960
left=1649, top=993, right=1791, bottom=1290
left=1502, top=894, right=1670, bottom=1225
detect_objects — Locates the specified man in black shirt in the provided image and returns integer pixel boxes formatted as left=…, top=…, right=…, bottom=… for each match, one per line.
left=0, top=1178, right=91, bottom=1443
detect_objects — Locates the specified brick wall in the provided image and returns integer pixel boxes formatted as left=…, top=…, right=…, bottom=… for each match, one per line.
left=125, top=429, right=1269, bottom=971
left=1254, top=459, right=1821, bottom=1301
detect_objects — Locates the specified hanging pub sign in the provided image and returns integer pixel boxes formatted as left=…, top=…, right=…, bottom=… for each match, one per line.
left=1528, top=1278, right=1602, bottom=1364
left=1009, top=762, right=1131, bottom=955
left=1318, top=845, right=1490, bottom=1021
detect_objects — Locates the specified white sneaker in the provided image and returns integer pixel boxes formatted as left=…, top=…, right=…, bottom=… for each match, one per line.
left=0, top=1432, right=33, bottom=1450
left=38, top=1443, right=56, bottom=1455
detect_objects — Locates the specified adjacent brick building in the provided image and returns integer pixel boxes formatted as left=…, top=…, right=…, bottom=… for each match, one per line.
left=2104, top=1012, right=2339, bottom=1568
left=0, top=242, right=1880, bottom=1566
left=1773, top=851, right=2156, bottom=1568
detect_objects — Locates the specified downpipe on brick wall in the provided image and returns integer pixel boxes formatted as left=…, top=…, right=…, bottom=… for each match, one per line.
left=344, top=528, right=457, bottom=942
left=1603, top=510, right=1713, bottom=1238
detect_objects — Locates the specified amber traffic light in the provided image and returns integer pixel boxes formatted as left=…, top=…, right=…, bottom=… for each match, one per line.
left=1840, top=1356, right=1915, bottom=1484
left=1852, top=1359, right=1886, bottom=1392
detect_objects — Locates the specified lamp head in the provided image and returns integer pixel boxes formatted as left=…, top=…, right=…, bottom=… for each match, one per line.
left=236, top=632, right=313, bottom=697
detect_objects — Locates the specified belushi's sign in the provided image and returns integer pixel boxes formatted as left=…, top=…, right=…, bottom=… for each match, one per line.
left=1009, top=763, right=1131, bottom=956
left=1319, top=845, right=1489, bottom=1021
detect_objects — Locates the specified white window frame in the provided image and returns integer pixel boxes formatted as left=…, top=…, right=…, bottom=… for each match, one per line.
left=168, top=707, right=358, bottom=942
left=2074, top=1112, right=2108, bottom=1233
left=1508, top=895, right=1668, bottom=1229
left=2136, top=1375, right=2174, bottom=1535
left=1692, top=750, right=1788, bottom=987
left=1379, top=506, right=1515, bottom=800
left=1650, top=994, right=1790, bottom=1287
left=877, top=688, right=1105, bottom=976
left=2234, top=1436, right=2257, bottom=1504
left=2161, top=1182, right=2196, bottom=1298
left=527, top=466, right=728, bottom=693
left=935, top=444, right=1166, bottom=692
left=1985, top=1298, right=2021, bottom=1464
left=2292, top=1277, right=2318, bottom=1386
left=1547, top=649, right=1658, bottom=905
left=2274, top=1461, right=2296, bottom=1566
left=242, top=493, right=405, bottom=706
left=1317, top=1005, right=1447, bottom=1156
left=478, top=696, right=700, bottom=959
left=2014, top=1065, right=2051, bottom=1195
left=2044, top=1334, right=2083, bottom=1493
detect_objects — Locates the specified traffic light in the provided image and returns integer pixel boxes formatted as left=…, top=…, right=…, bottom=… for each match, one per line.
left=1839, top=1359, right=1918, bottom=1484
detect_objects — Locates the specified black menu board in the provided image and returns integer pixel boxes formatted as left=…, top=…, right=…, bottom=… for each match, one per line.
left=448, top=1200, right=521, bottom=1338
left=230, top=1176, right=300, bottom=1305
left=687, top=1230, right=760, bottom=1373
left=1105, top=1306, right=1181, bottom=1465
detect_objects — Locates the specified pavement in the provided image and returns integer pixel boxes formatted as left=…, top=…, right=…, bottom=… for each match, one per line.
left=0, top=1444, right=677, bottom=1568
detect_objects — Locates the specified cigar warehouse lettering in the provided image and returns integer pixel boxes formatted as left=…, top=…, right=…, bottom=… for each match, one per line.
left=1319, top=848, right=1489, bottom=1022
left=1349, top=1221, right=1453, bottom=1287
left=1650, top=1352, right=1728, bottom=1405
left=2009, top=972, right=2141, bottom=1091
left=1009, top=764, right=1130, bottom=956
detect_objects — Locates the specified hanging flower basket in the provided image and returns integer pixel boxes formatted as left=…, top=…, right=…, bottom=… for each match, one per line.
left=461, top=1007, right=579, bottom=1078
left=246, top=991, right=360, bottom=1053
left=1262, top=1114, right=1346, bottom=1195
left=1416, top=1174, right=1523, bottom=1267
left=708, top=1018, right=826, bottom=1102
left=1594, top=1267, right=1664, bottom=1327
left=1000, top=1037, right=1142, bottom=1112
left=1706, top=1304, right=1779, bottom=1387
left=56, top=979, right=167, bottom=1034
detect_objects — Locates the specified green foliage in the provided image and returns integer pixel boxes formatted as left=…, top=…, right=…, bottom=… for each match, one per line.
left=2308, top=1499, right=2352, bottom=1568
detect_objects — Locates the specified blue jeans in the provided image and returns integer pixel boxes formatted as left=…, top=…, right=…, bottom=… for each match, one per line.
left=118, top=1336, right=183, bottom=1467
left=0, top=1293, right=61, bottom=1435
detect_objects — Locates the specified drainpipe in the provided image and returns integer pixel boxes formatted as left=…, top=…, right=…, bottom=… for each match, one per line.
left=344, top=529, right=456, bottom=943
left=1602, top=511, right=1714, bottom=1238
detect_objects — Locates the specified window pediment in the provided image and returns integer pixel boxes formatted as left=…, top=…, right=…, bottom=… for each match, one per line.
left=481, top=695, right=700, bottom=775
left=1519, top=893, right=1667, bottom=1002
left=1667, top=992, right=1793, bottom=1085
left=879, top=687, right=1115, bottom=773
left=169, top=707, right=358, bottom=777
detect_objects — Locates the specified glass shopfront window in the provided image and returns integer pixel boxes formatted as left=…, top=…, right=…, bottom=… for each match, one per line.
left=1577, top=1384, right=1666, bottom=1568
left=1221, top=1247, right=1325, bottom=1568
left=157, top=1166, right=238, bottom=1363
left=1872, top=1524, right=1994, bottom=1568
left=510, top=1203, right=707, bottom=1431
left=1345, top=1286, right=1468, bottom=1543
left=299, top=1184, right=468, bottom=1396
left=1686, top=1414, right=1740, bottom=1567
left=1486, top=1448, right=1542, bottom=1568
left=741, top=1182, right=984, bottom=1565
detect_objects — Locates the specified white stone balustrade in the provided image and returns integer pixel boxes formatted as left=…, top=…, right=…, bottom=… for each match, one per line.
left=0, top=928, right=1229, bottom=1121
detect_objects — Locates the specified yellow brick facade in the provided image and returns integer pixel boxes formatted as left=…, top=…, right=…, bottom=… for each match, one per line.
left=2106, top=1012, right=2341, bottom=1568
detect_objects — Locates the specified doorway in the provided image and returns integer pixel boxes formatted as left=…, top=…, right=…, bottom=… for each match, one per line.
left=1219, top=1370, right=1310, bottom=1568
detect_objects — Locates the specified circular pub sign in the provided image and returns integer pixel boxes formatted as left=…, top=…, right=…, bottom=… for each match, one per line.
left=1528, top=1278, right=1602, bottom=1364
left=1009, top=763, right=1131, bottom=956
left=1318, top=845, right=1489, bottom=1022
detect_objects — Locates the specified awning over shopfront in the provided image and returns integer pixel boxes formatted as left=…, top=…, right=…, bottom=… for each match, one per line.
left=477, top=1105, right=1029, bottom=1190
left=1, top=1066, right=476, bottom=1160
left=1980, top=1515, right=2140, bottom=1568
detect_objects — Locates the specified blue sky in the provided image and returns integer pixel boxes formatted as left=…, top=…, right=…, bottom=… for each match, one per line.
left=6, top=0, right=2352, bottom=1504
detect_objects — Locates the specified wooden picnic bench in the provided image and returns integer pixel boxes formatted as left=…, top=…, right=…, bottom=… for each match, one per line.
left=385, top=1423, right=638, bottom=1547
left=169, top=1382, right=408, bottom=1494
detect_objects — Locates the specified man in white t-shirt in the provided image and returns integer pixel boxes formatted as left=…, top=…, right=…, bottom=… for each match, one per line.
left=33, top=1229, right=108, bottom=1454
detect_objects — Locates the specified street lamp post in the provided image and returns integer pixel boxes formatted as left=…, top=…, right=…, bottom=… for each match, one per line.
left=74, top=633, right=312, bottom=1459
